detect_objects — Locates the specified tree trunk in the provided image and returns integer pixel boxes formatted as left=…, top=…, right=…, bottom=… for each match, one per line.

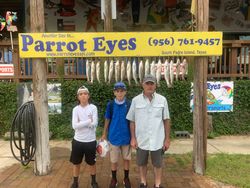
left=30, top=0, right=51, bottom=175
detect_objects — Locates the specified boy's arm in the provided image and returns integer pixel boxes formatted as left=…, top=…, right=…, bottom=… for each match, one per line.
left=72, top=108, right=91, bottom=130
left=101, top=119, right=110, bottom=140
left=89, top=105, right=98, bottom=128
left=102, top=102, right=111, bottom=140
left=130, top=121, right=137, bottom=149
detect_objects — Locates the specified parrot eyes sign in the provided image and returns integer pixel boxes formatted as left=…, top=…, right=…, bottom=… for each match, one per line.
left=19, top=32, right=223, bottom=58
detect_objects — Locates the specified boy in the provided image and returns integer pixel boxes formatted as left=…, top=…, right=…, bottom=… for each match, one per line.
left=101, top=82, right=131, bottom=188
left=70, top=86, right=99, bottom=188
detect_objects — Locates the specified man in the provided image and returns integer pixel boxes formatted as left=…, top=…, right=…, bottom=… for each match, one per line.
left=126, top=74, right=171, bottom=188
left=101, top=82, right=131, bottom=188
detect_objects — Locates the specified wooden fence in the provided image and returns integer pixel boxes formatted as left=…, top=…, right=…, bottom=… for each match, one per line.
left=208, top=40, right=250, bottom=79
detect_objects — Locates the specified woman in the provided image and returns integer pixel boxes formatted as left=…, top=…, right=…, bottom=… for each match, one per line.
left=70, top=85, right=99, bottom=188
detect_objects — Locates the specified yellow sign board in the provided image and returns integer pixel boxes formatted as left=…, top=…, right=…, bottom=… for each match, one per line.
left=18, top=32, right=222, bottom=58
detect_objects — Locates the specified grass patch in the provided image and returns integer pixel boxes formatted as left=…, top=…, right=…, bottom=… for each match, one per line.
left=166, top=153, right=192, bottom=172
left=172, top=153, right=192, bottom=168
left=167, top=153, right=250, bottom=187
left=206, top=154, right=250, bottom=188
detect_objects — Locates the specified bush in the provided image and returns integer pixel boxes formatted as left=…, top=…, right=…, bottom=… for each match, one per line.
left=1, top=80, right=249, bottom=139
left=0, top=83, right=17, bottom=136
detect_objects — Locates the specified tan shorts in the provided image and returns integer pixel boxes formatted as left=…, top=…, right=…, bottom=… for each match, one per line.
left=109, top=143, right=132, bottom=163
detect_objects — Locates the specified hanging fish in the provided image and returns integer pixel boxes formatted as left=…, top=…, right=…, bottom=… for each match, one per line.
left=164, top=59, right=171, bottom=88
left=86, top=59, right=91, bottom=82
left=91, top=61, right=95, bottom=83
left=104, top=60, right=108, bottom=83
left=132, top=59, right=138, bottom=85
left=150, top=60, right=156, bottom=77
left=108, top=60, right=114, bottom=83
left=175, top=58, right=181, bottom=81
left=115, top=60, right=120, bottom=82
left=181, top=58, right=188, bottom=80
left=120, top=60, right=126, bottom=82
left=170, top=60, right=174, bottom=86
left=138, top=60, right=144, bottom=83
left=96, top=61, right=101, bottom=83
left=156, top=59, right=162, bottom=86
left=144, top=58, right=150, bottom=76
left=126, top=60, right=132, bottom=86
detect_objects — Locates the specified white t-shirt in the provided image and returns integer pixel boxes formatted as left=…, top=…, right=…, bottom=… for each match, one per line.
left=72, top=104, right=98, bottom=142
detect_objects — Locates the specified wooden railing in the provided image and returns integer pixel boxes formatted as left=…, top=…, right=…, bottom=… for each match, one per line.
left=208, top=40, right=250, bottom=79
left=1, top=39, right=250, bottom=82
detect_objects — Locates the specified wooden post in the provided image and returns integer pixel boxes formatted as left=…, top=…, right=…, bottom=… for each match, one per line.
left=56, top=58, right=65, bottom=80
left=30, top=0, right=51, bottom=175
left=193, top=0, right=208, bottom=175
left=104, top=0, right=113, bottom=32
left=231, top=42, right=241, bottom=75
left=12, top=42, right=19, bottom=83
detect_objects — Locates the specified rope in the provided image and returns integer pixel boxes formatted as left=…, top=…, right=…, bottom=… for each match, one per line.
left=10, top=101, right=36, bottom=166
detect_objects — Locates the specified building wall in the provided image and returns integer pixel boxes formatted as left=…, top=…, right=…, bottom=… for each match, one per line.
left=24, top=0, right=250, bottom=33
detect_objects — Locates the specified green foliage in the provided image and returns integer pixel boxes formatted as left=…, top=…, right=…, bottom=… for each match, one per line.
left=211, top=80, right=250, bottom=135
left=0, top=82, right=17, bottom=136
left=0, top=80, right=249, bottom=139
left=206, top=154, right=250, bottom=188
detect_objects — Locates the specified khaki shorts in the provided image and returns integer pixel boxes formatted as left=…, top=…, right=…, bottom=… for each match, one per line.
left=109, top=143, right=132, bottom=163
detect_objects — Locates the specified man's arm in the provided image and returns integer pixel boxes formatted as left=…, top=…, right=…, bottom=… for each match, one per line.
left=163, top=119, right=171, bottom=151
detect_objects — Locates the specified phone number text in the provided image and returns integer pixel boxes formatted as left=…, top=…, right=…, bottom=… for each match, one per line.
left=148, top=37, right=221, bottom=46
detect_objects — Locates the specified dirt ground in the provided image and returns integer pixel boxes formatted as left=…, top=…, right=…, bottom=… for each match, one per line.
left=0, top=144, right=238, bottom=188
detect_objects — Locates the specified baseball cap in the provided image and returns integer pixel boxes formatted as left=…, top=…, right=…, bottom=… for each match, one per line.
left=114, top=82, right=126, bottom=90
left=143, top=74, right=156, bottom=84
left=77, top=85, right=89, bottom=94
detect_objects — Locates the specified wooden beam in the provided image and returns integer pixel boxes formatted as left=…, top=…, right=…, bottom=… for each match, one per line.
left=12, top=46, right=19, bottom=83
left=104, top=0, right=113, bottom=32
left=30, top=0, right=51, bottom=175
left=231, top=48, right=238, bottom=74
left=193, top=0, right=208, bottom=175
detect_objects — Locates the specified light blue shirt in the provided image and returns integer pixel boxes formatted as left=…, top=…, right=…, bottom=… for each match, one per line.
left=126, top=92, right=170, bottom=151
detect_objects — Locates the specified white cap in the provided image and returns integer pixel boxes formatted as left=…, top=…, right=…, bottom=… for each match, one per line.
left=96, top=139, right=109, bottom=157
left=77, top=86, right=89, bottom=94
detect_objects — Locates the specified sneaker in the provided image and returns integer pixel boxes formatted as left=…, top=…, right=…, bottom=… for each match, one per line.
left=123, top=178, right=131, bottom=188
left=109, top=178, right=118, bottom=188
left=91, top=182, right=99, bottom=188
left=71, top=182, right=78, bottom=188
left=139, top=183, right=147, bottom=188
